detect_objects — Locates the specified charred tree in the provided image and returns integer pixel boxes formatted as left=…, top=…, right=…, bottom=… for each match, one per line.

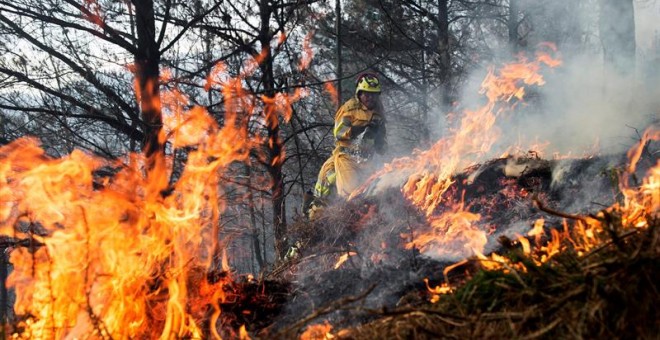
left=133, top=0, right=163, bottom=167
left=0, top=250, right=8, bottom=325
left=436, top=0, right=451, bottom=107
left=335, top=0, right=343, bottom=107
left=246, top=165, right=266, bottom=270
left=257, top=0, right=288, bottom=261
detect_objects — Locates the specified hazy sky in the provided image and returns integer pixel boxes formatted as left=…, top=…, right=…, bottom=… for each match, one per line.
left=635, top=0, right=660, bottom=53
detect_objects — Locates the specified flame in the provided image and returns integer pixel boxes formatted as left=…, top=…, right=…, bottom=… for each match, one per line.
left=333, top=251, right=357, bottom=270
left=324, top=82, right=339, bottom=107
left=354, top=49, right=562, bottom=259
left=300, top=321, right=334, bottom=340
left=239, top=325, right=251, bottom=340
left=620, top=126, right=660, bottom=224
left=82, top=0, right=104, bottom=26
left=625, top=127, right=660, bottom=175
left=277, top=31, right=287, bottom=45
left=404, top=201, right=485, bottom=259
left=479, top=126, right=659, bottom=270
left=391, top=50, right=561, bottom=215
left=527, top=218, right=545, bottom=241
left=424, top=278, right=452, bottom=303
left=298, top=32, right=315, bottom=71
left=2, top=42, right=305, bottom=337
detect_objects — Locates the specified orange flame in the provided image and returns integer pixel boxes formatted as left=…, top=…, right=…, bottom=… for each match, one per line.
left=354, top=49, right=562, bottom=259
left=239, top=325, right=251, bottom=339
left=3, top=43, right=306, bottom=338
left=476, top=125, right=659, bottom=271
left=82, top=0, right=104, bottom=26
left=424, top=278, right=452, bottom=303
left=324, top=82, right=339, bottom=107
left=3, top=93, right=247, bottom=338
left=333, top=251, right=357, bottom=269
left=298, top=32, right=315, bottom=71
left=277, top=31, right=287, bottom=45
left=620, top=126, right=660, bottom=225
left=300, top=321, right=334, bottom=340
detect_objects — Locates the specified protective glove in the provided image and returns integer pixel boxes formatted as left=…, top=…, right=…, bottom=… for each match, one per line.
left=284, top=240, right=304, bottom=260
left=284, top=246, right=299, bottom=260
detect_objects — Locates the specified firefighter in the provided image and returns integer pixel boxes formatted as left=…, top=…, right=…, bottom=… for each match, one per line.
left=306, top=73, right=387, bottom=219
left=332, top=72, right=387, bottom=197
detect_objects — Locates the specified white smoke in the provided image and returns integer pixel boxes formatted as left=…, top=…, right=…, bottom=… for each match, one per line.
left=501, top=54, right=656, bottom=157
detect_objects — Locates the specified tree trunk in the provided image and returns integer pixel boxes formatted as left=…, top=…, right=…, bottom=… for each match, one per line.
left=420, top=24, right=430, bottom=144
left=0, top=252, right=8, bottom=324
left=508, top=0, right=520, bottom=54
left=335, top=0, right=343, bottom=107
left=133, top=0, right=164, bottom=172
left=246, top=165, right=265, bottom=270
left=437, top=0, right=451, bottom=107
left=258, top=0, right=288, bottom=261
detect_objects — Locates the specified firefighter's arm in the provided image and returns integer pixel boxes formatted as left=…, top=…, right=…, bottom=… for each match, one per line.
left=334, top=110, right=354, bottom=141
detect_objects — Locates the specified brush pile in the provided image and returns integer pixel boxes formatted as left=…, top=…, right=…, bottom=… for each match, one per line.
left=263, top=145, right=658, bottom=339
left=334, top=205, right=659, bottom=339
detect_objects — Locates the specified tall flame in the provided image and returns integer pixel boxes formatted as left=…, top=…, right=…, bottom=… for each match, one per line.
left=619, top=126, right=660, bottom=227
left=1, top=46, right=306, bottom=338
left=354, top=47, right=561, bottom=259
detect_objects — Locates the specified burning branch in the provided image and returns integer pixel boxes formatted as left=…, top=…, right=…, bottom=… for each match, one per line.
left=532, top=195, right=591, bottom=223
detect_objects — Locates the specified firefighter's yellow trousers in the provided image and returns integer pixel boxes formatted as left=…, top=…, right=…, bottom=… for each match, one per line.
left=333, top=149, right=365, bottom=198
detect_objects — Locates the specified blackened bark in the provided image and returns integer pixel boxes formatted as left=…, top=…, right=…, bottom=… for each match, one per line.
left=258, top=0, right=288, bottom=261
left=335, top=0, right=342, bottom=107
left=133, top=0, right=163, bottom=164
left=420, top=25, right=430, bottom=144
left=437, top=0, right=451, bottom=106
left=0, top=251, right=8, bottom=324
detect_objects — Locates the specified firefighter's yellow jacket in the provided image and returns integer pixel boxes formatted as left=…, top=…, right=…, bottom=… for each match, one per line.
left=333, top=96, right=386, bottom=154
left=331, top=96, right=386, bottom=197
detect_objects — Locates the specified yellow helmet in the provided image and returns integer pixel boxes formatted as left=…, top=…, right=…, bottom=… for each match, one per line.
left=355, top=73, right=381, bottom=95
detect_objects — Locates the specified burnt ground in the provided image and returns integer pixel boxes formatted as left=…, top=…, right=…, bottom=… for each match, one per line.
left=261, top=151, right=647, bottom=335
left=218, top=145, right=658, bottom=338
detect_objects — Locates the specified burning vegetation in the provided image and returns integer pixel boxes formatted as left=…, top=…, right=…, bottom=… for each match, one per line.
left=0, top=42, right=658, bottom=340
left=0, top=59, right=304, bottom=338
left=277, top=131, right=658, bottom=339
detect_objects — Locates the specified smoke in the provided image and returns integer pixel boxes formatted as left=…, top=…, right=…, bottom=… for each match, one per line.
left=274, top=2, right=659, bottom=330
left=450, top=0, right=659, bottom=160
left=499, top=54, right=655, bottom=156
